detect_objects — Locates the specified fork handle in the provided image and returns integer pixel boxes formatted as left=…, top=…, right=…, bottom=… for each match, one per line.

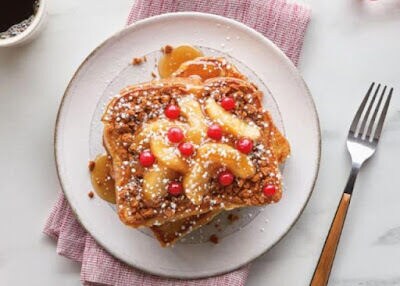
left=310, top=193, right=351, bottom=286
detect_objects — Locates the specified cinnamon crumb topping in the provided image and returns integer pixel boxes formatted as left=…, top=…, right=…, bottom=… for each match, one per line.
left=132, top=57, right=143, bottom=65
left=163, top=45, right=173, bottom=54
left=88, top=191, right=94, bottom=198
left=88, top=161, right=95, bottom=172
left=209, top=234, right=219, bottom=244
left=102, top=57, right=288, bottom=228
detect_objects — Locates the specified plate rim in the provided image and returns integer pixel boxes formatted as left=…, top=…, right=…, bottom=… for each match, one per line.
left=54, top=11, right=321, bottom=278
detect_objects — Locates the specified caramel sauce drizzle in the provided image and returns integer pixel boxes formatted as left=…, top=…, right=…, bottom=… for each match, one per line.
left=158, top=45, right=203, bottom=78
left=90, top=154, right=116, bottom=204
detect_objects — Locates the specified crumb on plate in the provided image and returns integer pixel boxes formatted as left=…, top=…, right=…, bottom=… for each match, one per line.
left=132, top=57, right=144, bottom=65
left=162, top=45, right=173, bottom=54
left=88, top=160, right=95, bottom=172
left=227, top=213, right=239, bottom=223
left=209, top=234, right=219, bottom=244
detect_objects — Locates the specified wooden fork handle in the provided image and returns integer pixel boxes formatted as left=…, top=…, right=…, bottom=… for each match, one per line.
left=310, top=193, right=351, bottom=286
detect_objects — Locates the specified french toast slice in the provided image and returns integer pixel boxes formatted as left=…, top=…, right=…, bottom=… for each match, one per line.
left=148, top=57, right=289, bottom=246
left=150, top=124, right=289, bottom=245
left=102, top=58, right=290, bottom=230
left=151, top=211, right=221, bottom=247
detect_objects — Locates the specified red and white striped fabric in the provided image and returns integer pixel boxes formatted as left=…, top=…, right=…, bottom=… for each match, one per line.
left=44, top=1, right=311, bottom=285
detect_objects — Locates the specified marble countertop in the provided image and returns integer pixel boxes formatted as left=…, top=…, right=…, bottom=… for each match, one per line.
left=0, top=0, right=399, bottom=285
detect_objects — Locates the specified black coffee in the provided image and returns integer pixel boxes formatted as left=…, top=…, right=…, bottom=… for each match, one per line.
left=0, top=0, right=38, bottom=39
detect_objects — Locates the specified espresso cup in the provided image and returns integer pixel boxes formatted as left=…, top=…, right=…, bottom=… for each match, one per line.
left=0, top=0, right=47, bottom=48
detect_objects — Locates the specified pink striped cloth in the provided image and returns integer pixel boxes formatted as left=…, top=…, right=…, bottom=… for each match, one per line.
left=44, top=1, right=311, bottom=285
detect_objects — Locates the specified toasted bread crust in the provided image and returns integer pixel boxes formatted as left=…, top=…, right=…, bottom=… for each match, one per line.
left=150, top=127, right=289, bottom=245
left=151, top=211, right=221, bottom=246
left=102, top=58, right=290, bottom=230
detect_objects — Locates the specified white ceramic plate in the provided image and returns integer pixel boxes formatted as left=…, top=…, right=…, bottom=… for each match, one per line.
left=55, top=12, right=320, bottom=279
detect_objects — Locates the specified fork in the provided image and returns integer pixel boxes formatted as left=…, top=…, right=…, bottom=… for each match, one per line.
left=310, top=83, right=393, bottom=286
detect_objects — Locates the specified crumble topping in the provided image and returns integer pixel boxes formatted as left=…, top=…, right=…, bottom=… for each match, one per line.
left=99, top=56, right=290, bottom=230
left=103, top=77, right=284, bottom=226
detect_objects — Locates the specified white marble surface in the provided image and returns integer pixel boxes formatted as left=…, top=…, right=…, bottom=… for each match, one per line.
left=0, top=0, right=400, bottom=285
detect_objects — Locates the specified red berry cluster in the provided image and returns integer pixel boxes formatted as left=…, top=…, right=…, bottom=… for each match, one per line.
left=140, top=99, right=273, bottom=196
left=164, top=105, right=195, bottom=157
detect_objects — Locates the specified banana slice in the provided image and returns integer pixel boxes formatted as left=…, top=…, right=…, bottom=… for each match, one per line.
left=183, top=143, right=255, bottom=205
left=178, top=97, right=208, bottom=144
left=204, top=98, right=261, bottom=140
left=197, top=143, right=256, bottom=177
left=130, top=119, right=187, bottom=151
left=182, top=163, right=209, bottom=206
left=143, top=164, right=177, bottom=201
left=150, top=136, right=188, bottom=173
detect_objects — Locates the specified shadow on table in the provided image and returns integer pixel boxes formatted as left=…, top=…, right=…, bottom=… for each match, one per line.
left=352, top=0, right=400, bottom=22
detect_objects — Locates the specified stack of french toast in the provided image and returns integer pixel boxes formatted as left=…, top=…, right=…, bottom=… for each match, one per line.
left=101, top=57, right=290, bottom=246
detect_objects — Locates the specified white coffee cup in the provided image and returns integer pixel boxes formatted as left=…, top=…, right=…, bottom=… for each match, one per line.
left=0, top=0, right=47, bottom=47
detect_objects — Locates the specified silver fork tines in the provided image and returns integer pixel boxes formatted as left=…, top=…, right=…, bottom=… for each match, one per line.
left=349, top=82, right=393, bottom=142
left=346, top=82, right=393, bottom=184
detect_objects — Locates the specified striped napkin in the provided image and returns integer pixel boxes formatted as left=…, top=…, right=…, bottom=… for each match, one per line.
left=44, top=0, right=311, bottom=285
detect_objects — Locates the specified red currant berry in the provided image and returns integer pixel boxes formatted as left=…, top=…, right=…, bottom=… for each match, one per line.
left=218, top=171, right=234, bottom=186
left=236, top=138, right=253, bottom=154
left=165, top=104, right=180, bottom=119
left=178, top=142, right=194, bottom=157
left=139, top=150, right=155, bottom=167
left=263, top=185, right=277, bottom=196
left=167, top=127, right=184, bottom=143
left=207, top=124, right=223, bottom=140
left=220, top=97, right=236, bottom=111
left=168, top=182, right=183, bottom=196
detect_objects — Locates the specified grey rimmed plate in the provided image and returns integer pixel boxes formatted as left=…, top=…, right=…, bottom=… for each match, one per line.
left=55, top=12, right=320, bottom=279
